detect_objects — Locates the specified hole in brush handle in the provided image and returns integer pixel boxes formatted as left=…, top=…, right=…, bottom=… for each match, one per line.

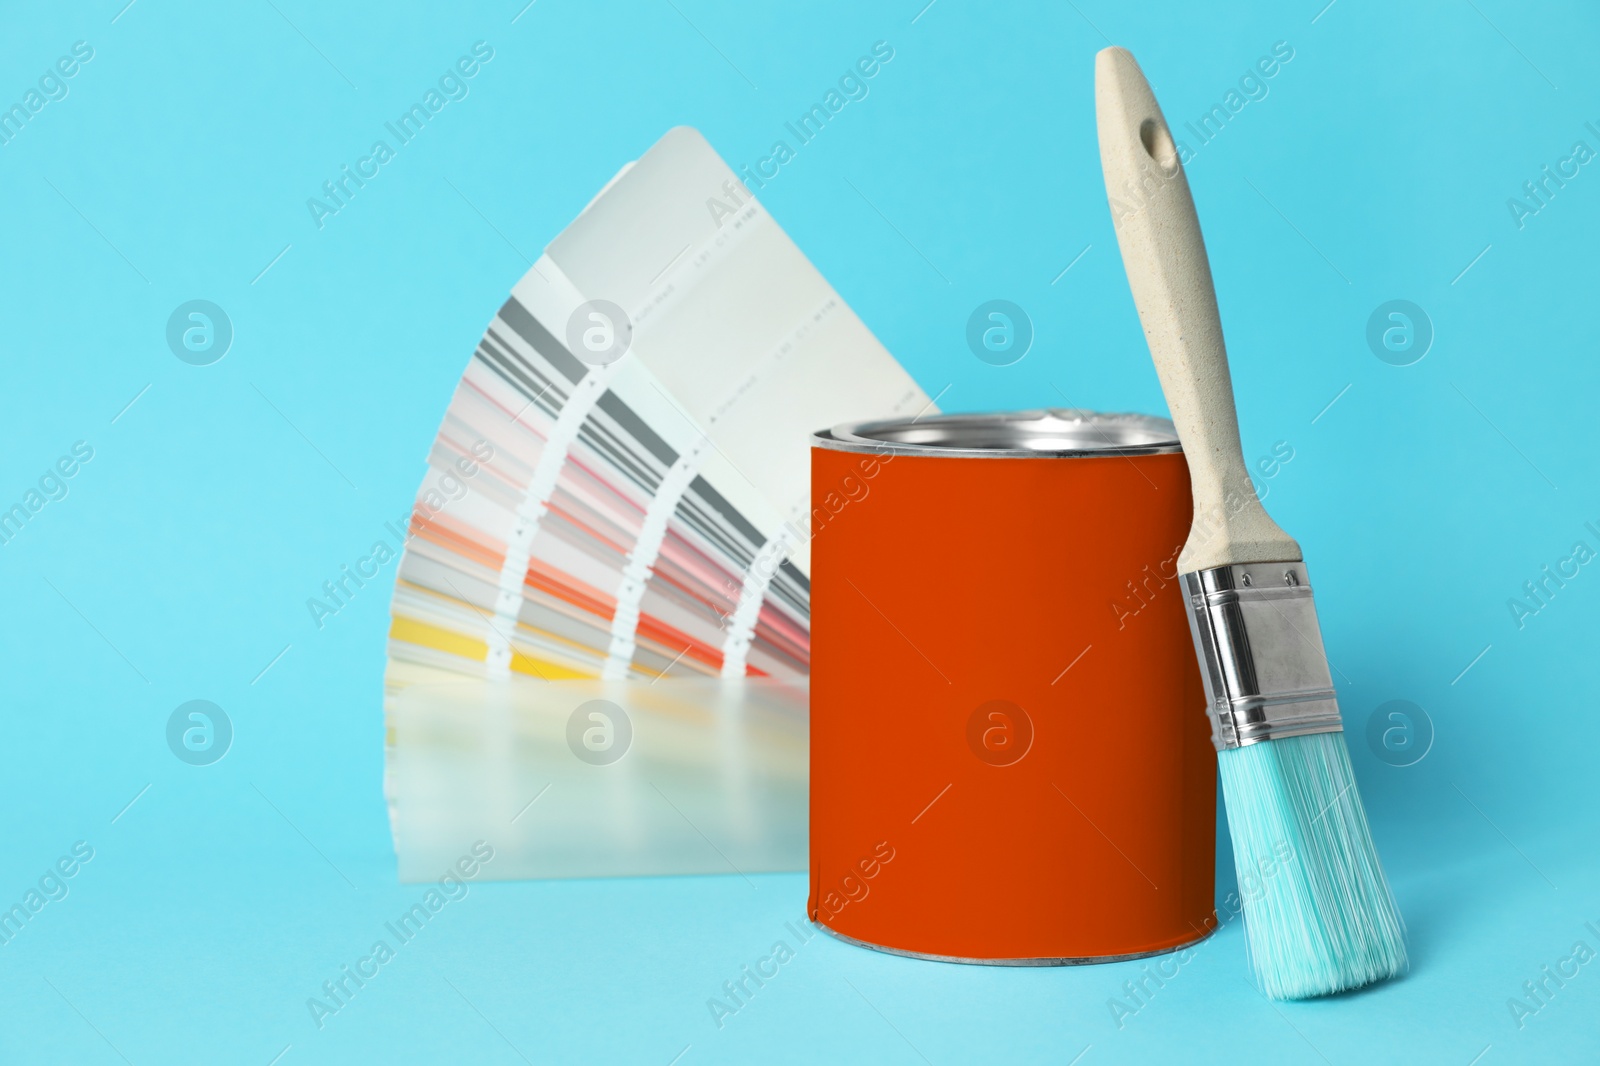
left=1138, top=117, right=1180, bottom=175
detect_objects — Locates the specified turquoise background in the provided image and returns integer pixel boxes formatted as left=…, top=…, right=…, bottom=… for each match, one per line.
left=3, top=0, right=1598, bottom=1061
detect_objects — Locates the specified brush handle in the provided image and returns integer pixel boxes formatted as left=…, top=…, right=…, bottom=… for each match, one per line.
left=1094, top=47, right=1300, bottom=572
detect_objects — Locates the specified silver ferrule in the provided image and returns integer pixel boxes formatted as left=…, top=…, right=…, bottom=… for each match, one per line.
left=1179, top=562, right=1344, bottom=751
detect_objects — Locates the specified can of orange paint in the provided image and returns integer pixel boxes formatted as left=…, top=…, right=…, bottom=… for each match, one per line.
left=809, top=409, right=1216, bottom=963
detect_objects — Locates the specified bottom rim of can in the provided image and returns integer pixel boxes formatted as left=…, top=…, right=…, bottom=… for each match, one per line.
left=817, top=923, right=1216, bottom=967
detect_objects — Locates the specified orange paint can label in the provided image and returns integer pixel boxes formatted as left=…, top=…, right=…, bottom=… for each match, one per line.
left=809, top=411, right=1216, bottom=963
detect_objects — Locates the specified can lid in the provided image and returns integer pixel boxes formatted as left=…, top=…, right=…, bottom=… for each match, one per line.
left=814, top=409, right=1181, bottom=458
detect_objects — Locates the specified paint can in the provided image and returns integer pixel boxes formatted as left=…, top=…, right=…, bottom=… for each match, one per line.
left=809, top=409, right=1216, bottom=963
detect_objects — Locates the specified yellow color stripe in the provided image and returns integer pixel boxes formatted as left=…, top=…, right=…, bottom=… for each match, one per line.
left=390, top=615, right=486, bottom=661
left=389, top=615, right=594, bottom=681
left=510, top=651, right=592, bottom=681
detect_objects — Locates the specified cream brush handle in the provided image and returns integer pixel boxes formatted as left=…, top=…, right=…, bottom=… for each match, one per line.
left=1094, top=46, right=1299, bottom=572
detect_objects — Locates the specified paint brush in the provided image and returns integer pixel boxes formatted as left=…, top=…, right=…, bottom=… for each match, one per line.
left=1095, top=46, right=1407, bottom=999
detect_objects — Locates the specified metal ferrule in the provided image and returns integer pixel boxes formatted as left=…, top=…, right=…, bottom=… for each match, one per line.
left=1179, top=562, right=1345, bottom=751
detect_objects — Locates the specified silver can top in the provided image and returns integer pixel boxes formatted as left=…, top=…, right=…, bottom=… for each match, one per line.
left=814, top=409, right=1181, bottom=459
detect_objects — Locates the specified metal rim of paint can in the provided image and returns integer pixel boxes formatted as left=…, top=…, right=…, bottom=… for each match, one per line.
left=815, top=407, right=1182, bottom=459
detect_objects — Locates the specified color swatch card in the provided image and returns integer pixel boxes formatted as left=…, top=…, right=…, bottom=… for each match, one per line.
left=383, top=127, right=933, bottom=867
left=391, top=678, right=809, bottom=882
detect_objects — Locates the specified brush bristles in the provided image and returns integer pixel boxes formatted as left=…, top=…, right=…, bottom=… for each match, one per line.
left=1217, top=730, right=1407, bottom=1000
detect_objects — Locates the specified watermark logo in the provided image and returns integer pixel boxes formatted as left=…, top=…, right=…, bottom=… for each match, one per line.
left=0, top=40, right=95, bottom=149
left=0, top=841, right=94, bottom=949
left=1109, top=40, right=1296, bottom=229
left=1111, top=543, right=1182, bottom=631
left=1364, top=699, right=1432, bottom=767
left=306, top=42, right=495, bottom=230
left=566, top=300, right=632, bottom=366
left=166, top=700, right=232, bottom=766
left=1508, top=524, right=1600, bottom=630
left=1365, top=300, right=1431, bottom=366
left=722, top=41, right=896, bottom=201
left=166, top=300, right=233, bottom=366
left=1170, top=41, right=1295, bottom=164
left=1507, top=922, right=1600, bottom=1030
left=0, top=439, right=94, bottom=548
left=1108, top=839, right=1294, bottom=1029
left=966, top=300, right=1032, bottom=366
left=812, top=841, right=895, bottom=922
left=1238, top=839, right=1297, bottom=902
left=1507, top=123, right=1599, bottom=230
left=307, top=842, right=495, bottom=1030
left=566, top=699, right=631, bottom=765
left=966, top=700, right=1033, bottom=766
left=308, top=440, right=494, bottom=630
left=706, top=919, right=817, bottom=1030
left=1107, top=944, right=1202, bottom=1029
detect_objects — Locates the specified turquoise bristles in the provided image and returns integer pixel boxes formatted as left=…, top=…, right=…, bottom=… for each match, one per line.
left=1217, top=730, right=1407, bottom=1000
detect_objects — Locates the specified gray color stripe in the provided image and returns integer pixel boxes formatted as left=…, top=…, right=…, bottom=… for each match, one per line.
left=689, top=475, right=766, bottom=552
left=579, top=417, right=663, bottom=495
left=779, top=559, right=809, bottom=594
left=478, top=332, right=567, bottom=414
left=675, top=495, right=753, bottom=571
left=498, top=297, right=588, bottom=385
left=595, top=390, right=678, bottom=467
